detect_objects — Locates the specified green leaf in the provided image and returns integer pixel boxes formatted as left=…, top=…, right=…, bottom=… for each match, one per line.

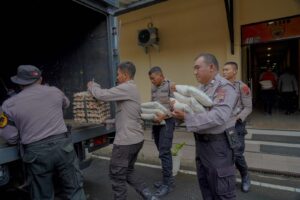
left=171, top=142, right=186, bottom=156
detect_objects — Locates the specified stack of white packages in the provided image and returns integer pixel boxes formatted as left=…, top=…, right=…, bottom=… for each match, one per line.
left=172, top=85, right=213, bottom=113
left=141, top=102, right=170, bottom=125
left=73, top=91, right=111, bottom=124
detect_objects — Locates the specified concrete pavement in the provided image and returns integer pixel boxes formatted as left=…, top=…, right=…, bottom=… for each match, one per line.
left=83, top=158, right=300, bottom=200
left=93, top=127, right=300, bottom=196
left=94, top=128, right=300, bottom=175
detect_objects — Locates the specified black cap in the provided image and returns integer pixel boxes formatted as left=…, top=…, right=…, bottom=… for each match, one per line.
left=11, top=65, right=41, bottom=85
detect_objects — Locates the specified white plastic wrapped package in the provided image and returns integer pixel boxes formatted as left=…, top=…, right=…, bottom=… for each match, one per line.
left=141, top=113, right=156, bottom=120
left=141, top=101, right=169, bottom=114
left=141, top=113, right=166, bottom=125
left=174, top=85, right=190, bottom=96
left=141, top=108, right=164, bottom=115
left=173, top=92, right=206, bottom=113
left=141, top=102, right=167, bottom=125
left=141, top=102, right=157, bottom=108
left=259, top=80, right=273, bottom=90
left=188, top=86, right=213, bottom=107
left=175, top=85, right=213, bottom=107
left=190, top=97, right=205, bottom=113
left=159, top=120, right=166, bottom=125
left=170, top=98, right=193, bottom=113
left=173, top=92, right=191, bottom=105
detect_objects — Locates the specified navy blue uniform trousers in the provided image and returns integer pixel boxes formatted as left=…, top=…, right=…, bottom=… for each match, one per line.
left=152, top=118, right=175, bottom=185
left=23, top=136, right=86, bottom=200
left=234, top=121, right=248, bottom=177
left=194, top=133, right=236, bottom=200
left=109, top=141, right=147, bottom=200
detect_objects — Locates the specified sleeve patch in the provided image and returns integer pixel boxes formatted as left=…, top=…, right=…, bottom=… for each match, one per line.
left=215, top=88, right=226, bottom=103
left=0, top=112, right=8, bottom=128
left=241, top=84, right=250, bottom=95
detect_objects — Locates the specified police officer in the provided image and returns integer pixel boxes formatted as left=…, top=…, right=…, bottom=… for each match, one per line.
left=223, top=61, right=252, bottom=192
left=172, top=53, right=237, bottom=200
left=278, top=68, right=298, bottom=115
left=0, top=65, right=86, bottom=200
left=87, top=61, right=158, bottom=200
left=148, top=66, right=175, bottom=197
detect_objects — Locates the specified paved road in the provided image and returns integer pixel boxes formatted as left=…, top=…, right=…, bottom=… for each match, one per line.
left=83, top=159, right=300, bottom=200
left=1, top=158, right=299, bottom=200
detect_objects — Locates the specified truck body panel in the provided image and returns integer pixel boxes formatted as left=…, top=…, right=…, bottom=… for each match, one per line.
left=0, top=0, right=119, bottom=187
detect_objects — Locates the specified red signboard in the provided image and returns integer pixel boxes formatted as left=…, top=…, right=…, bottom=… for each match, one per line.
left=241, top=15, right=300, bottom=45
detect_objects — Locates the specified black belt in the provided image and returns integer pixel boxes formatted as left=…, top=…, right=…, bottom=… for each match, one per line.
left=24, top=132, right=70, bottom=148
left=194, top=132, right=226, bottom=142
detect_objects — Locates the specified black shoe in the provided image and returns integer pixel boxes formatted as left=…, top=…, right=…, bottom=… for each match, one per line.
left=141, top=188, right=160, bottom=200
left=154, top=179, right=175, bottom=189
left=154, top=184, right=173, bottom=197
left=153, top=181, right=163, bottom=188
left=241, top=175, right=251, bottom=193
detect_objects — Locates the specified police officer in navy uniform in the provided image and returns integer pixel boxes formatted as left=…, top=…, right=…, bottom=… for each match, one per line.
left=148, top=66, right=176, bottom=197
left=172, top=53, right=237, bottom=200
left=223, top=61, right=252, bottom=192
left=0, top=65, right=86, bottom=200
left=87, top=61, right=158, bottom=200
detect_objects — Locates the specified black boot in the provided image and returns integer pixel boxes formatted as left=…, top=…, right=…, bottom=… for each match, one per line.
left=153, top=181, right=163, bottom=188
left=154, top=185, right=173, bottom=197
left=241, top=174, right=251, bottom=193
left=153, top=180, right=175, bottom=189
left=141, top=188, right=160, bottom=200
left=153, top=176, right=175, bottom=188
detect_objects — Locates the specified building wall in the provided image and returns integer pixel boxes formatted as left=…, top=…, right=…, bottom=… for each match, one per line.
left=118, top=0, right=300, bottom=102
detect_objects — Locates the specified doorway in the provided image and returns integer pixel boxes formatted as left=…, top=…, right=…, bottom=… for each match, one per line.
left=243, top=39, right=300, bottom=130
left=241, top=15, right=300, bottom=130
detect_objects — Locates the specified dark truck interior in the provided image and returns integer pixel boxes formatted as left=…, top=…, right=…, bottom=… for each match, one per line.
left=0, top=0, right=114, bottom=119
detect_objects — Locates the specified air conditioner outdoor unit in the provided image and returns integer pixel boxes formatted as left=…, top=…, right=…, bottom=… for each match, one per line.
left=138, top=23, right=159, bottom=53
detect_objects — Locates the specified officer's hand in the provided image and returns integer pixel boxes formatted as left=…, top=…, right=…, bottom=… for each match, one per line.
left=153, top=117, right=162, bottom=123
left=236, top=118, right=242, bottom=123
left=87, top=81, right=94, bottom=91
left=170, top=99, right=176, bottom=111
left=172, top=109, right=185, bottom=120
left=154, top=113, right=166, bottom=123
left=87, top=81, right=101, bottom=91
left=170, top=84, right=176, bottom=92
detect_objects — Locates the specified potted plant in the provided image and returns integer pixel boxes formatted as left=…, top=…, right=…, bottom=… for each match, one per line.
left=171, top=142, right=186, bottom=176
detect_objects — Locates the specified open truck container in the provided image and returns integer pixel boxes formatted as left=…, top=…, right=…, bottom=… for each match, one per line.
left=0, top=0, right=119, bottom=187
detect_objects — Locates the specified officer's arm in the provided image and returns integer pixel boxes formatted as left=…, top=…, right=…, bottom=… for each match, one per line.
left=184, top=85, right=236, bottom=132
left=62, top=95, right=70, bottom=109
left=54, top=87, right=70, bottom=108
left=0, top=105, right=19, bottom=144
left=89, top=82, right=132, bottom=101
left=238, top=84, right=252, bottom=122
left=0, top=125, right=19, bottom=144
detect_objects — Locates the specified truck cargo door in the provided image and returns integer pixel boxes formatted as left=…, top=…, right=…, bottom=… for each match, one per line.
left=73, top=0, right=167, bottom=16
left=73, top=0, right=118, bottom=14
left=114, top=0, right=167, bottom=16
